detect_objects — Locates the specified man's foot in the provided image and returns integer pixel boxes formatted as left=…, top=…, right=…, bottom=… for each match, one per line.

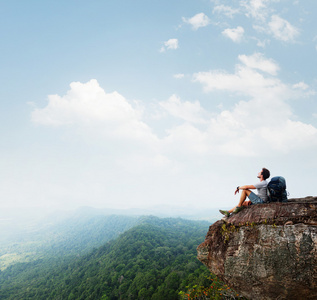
left=232, top=206, right=243, bottom=214
left=219, top=210, right=230, bottom=217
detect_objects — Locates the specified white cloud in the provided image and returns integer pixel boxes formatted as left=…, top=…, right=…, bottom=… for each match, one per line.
left=173, top=73, right=185, bottom=79
left=160, top=38, right=179, bottom=52
left=159, top=94, right=208, bottom=124
left=238, top=2, right=300, bottom=44
left=193, top=65, right=286, bottom=99
left=254, top=38, right=270, bottom=48
left=213, top=5, right=240, bottom=18
left=163, top=123, right=209, bottom=155
left=292, top=81, right=309, bottom=90
left=192, top=54, right=317, bottom=155
left=291, top=82, right=315, bottom=98
left=32, top=71, right=317, bottom=160
left=268, top=15, right=299, bottom=42
left=240, top=0, right=269, bottom=22
left=222, top=26, right=245, bottom=43
left=238, top=53, right=279, bottom=75
left=193, top=53, right=283, bottom=97
left=26, top=71, right=317, bottom=211
left=31, top=79, right=156, bottom=142
left=182, top=13, right=211, bottom=30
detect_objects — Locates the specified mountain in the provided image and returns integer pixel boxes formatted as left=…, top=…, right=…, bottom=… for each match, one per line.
left=0, top=215, right=211, bottom=300
left=0, top=209, right=140, bottom=270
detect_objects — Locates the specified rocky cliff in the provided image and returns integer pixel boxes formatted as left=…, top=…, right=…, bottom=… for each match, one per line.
left=197, top=197, right=317, bottom=300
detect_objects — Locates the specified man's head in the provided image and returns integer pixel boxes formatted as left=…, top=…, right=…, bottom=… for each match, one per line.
left=258, top=168, right=270, bottom=180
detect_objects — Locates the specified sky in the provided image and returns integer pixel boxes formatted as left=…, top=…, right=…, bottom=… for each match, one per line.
left=1, top=0, right=317, bottom=214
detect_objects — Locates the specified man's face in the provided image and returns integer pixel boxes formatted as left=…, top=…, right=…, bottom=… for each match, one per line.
left=257, top=170, right=263, bottom=179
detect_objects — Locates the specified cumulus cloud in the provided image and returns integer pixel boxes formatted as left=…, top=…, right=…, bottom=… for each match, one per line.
left=192, top=53, right=317, bottom=155
left=254, top=38, right=270, bottom=48
left=209, top=1, right=301, bottom=47
left=31, top=79, right=156, bottom=142
left=238, top=53, right=279, bottom=75
left=157, top=52, right=317, bottom=157
left=224, top=2, right=301, bottom=44
left=32, top=67, right=317, bottom=160
left=268, top=15, right=299, bottom=42
left=222, top=26, right=245, bottom=43
left=159, top=94, right=209, bottom=124
left=213, top=5, right=240, bottom=18
left=173, top=73, right=185, bottom=79
left=160, top=38, right=179, bottom=52
left=182, top=13, right=211, bottom=30
left=291, top=82, right=315, bottom=98
left=292, top=81, right=309, bottom=90
left=163, top=123, right=209, bottom=155
left=241, top=0, right=269, bottom=22
left=193, top=66, right=287, bottom=99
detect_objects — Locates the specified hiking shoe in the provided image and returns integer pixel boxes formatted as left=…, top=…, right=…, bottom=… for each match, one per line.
left=219, top=210, right=230, bottom=217
left=232, top=206, right=243, bottom=214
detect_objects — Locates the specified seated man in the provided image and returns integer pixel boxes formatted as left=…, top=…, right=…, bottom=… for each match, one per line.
left=220, top=168, right=270, bottom=217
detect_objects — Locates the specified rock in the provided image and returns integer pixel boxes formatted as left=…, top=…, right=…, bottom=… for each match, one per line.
left=284, top=220, right=293, bottom=225
left=197, top=197, right=317, bottom=300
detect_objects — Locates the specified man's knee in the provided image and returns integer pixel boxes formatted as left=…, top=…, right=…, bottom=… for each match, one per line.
left=241, top=189, right=251, bottom=196
left=244, top=189, right=252, bottom=196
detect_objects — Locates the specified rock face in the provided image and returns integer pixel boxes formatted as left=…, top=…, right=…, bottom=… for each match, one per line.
left=197, top=197, right=317, bottom=300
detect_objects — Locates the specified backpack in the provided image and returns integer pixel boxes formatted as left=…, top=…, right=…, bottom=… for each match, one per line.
left=267, top=176, right=288, bottom=203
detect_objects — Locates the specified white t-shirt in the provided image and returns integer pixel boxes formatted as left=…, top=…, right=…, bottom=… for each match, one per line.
left=254, top=180, right=268, bottom=202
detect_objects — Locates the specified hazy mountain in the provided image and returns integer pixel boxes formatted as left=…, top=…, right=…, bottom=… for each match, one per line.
left=0, top=215, right=211, bottom=300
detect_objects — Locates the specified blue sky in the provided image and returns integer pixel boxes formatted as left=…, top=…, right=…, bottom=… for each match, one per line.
left=1, top=0, right=317, bottom=213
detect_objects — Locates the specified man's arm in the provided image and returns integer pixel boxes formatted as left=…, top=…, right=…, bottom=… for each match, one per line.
left=235, top=185, right=256, bottom=195
left=239, top=185, right=256, bottom=190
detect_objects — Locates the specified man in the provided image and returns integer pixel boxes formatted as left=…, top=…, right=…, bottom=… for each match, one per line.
left=219, top=168, right=270, bottom=217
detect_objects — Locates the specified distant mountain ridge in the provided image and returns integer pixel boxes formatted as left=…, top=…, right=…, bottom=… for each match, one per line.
left=0, top=210, right=140, bottom=270
left=1, top=205, right=218, bottom=270
left=0, top=214, right=210, bottom=300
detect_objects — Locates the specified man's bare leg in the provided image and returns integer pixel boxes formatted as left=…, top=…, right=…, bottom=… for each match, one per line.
left=228, top=189, right=252, bottom=213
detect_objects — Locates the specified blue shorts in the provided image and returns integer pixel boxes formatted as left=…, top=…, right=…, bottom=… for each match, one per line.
left=248, top=191, right=264, bottom=204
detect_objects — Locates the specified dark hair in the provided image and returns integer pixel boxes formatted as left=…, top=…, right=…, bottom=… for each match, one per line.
left=262, top=168, right=270, bottom=180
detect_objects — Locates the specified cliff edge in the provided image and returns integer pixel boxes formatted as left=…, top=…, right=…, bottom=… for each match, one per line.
left=197, top=196, right=317, bottom=300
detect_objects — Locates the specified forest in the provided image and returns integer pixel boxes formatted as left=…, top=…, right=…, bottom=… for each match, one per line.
left=0, top=212, right=242, bottom=299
